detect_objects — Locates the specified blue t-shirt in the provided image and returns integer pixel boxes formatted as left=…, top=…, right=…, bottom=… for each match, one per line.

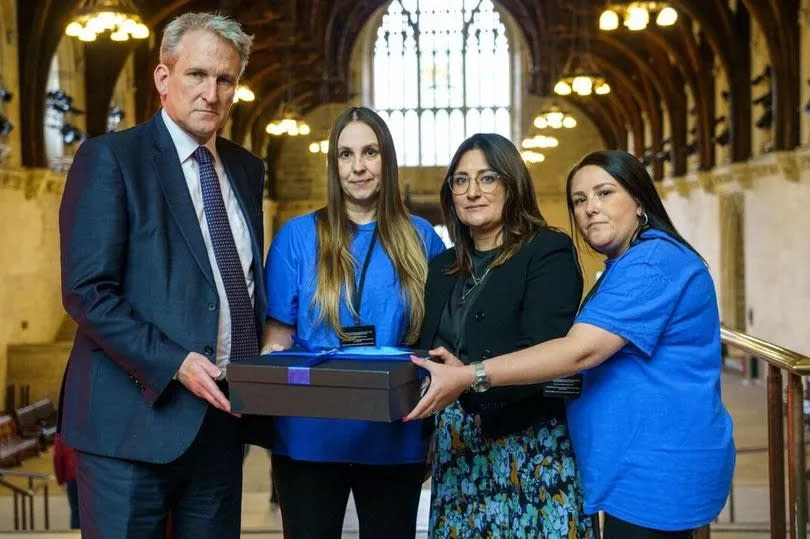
left=264, top=212, right=446, bottom=464
left=566, top=228, right=735, bottom=530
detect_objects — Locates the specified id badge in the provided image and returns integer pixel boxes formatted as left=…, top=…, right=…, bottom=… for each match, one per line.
left=542, top=374, right=583, bottom=398
left=339, top=324, right=376, bottom=347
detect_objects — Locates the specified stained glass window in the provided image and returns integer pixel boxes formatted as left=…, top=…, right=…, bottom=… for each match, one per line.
left=373, top=0, right=511, bottom=166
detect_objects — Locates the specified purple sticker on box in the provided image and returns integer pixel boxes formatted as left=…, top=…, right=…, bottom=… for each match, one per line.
left=288, top=367, right=311, bottom=385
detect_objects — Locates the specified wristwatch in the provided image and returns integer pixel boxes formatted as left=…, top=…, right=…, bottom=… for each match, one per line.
left=470, top=361, right=491, bottom=393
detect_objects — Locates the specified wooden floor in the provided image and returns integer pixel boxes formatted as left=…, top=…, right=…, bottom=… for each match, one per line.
left=0, top=373, right=777, bottom=537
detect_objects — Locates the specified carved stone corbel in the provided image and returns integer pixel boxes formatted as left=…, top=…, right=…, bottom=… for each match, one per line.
left=24, top=169, right=50, bottom=199
left=773, top=151, right=800, bottom=182
left=697, top=170, right=716, bottom=193
left=729, top=162, right=752, bottom=189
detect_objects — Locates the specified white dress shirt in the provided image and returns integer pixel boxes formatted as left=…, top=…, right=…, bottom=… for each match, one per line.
left=161, top=109, right=255, bottom=367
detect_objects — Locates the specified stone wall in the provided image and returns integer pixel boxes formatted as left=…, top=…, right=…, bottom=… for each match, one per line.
left=0, top=168, right=66, bottom=407
left=660, top=148, right=810, bottom=356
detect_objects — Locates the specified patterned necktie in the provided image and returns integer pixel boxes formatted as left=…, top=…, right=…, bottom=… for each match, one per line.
left=192, top=146, right=258, bottom=360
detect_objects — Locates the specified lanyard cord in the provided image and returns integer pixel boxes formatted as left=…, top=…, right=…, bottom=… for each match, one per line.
left=352, top=228, right=378, bottom=322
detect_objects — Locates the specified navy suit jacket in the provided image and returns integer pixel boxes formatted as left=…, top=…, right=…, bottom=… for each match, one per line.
left=58, top=112, right=267, bottom=463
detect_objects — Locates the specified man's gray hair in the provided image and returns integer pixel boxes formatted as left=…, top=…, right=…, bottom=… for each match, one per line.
left=160, top=12, right=254, bottom=77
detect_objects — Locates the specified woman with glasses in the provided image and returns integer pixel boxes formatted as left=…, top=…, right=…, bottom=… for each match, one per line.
left=409, top=150, right=735, bottom=538
left=415, top=133, right=592, bottom=537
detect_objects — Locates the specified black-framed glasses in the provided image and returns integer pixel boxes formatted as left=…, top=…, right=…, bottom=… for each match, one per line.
left=447, top=172, right=502, bottom=195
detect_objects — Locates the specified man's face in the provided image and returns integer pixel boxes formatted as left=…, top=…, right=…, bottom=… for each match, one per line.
left=154, top=29, right=241, bottom=144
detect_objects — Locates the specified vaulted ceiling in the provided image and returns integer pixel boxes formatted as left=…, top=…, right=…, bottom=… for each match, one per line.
left=16, top=0, right=802, bottom=180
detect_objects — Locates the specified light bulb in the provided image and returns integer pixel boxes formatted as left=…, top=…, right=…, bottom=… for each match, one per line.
left=522, top=137, right=538, bottom=149
left=599, top=10, right=619, bottom=31
left=533, top=116, right=548, bottom=129
left=65, top=22, right=83, bottom=36
left=298, top=123, right=311, bottom=135
left=554, top=81, right=572, bottom=96
left=656, top=7, right=678, bottom=26
left=595, top=82, right=611, bottom=95
left=236, top=86, right=255, bottom=102
left=320, top=140, right=329, bottom=153
left=624, top=6, right=650, bottom=31
left=131, top=23, right=149, bottom=39
left=562, top=116, right=577, bottom=128
left=110, top=31, right=128, bottom=41
left=309, top=142, right=320, bottom=153
left=572, top=76, right=593, bottom=96
left=78, top=28, right=97, bottom=42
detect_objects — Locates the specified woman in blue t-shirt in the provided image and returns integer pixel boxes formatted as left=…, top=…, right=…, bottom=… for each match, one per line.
left=406, top=150, right=735, bottom=538
left=262, top=106, right=445, bottom=538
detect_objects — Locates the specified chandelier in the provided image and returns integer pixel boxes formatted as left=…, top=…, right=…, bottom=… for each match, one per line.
left=265, top=106, right=311, bottom=137
left=599, top=2, right=678, bottom=31
left=308, top=140, right=329, bottom=154
left=233, top=85, right=255, bottom=103
left=521, top=151, right=545, bottom=164
left=533, top=106, right=577, bottom=129
left=65, top=0, right=149, bottom=42
left=554, top=1, right=610, bottom=96
left=521, top=135, right=559, bottom=149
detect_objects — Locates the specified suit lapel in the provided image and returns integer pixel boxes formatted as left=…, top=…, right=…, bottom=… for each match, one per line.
left=149, top=114, right=216, bottom=290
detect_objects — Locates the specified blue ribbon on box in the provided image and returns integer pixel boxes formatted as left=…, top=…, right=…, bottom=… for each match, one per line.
left=265, top=338, right=416, bottom=385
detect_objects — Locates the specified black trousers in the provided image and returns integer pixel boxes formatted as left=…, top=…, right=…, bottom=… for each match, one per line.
left=602, top=513, right=694, bottom=539
left=76, top=406, right=243, bottom=539
left=271, top=454, right=425, bottom=539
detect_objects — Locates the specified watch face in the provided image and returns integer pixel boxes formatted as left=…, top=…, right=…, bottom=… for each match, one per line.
left=472, top=379, right=491, bottom=392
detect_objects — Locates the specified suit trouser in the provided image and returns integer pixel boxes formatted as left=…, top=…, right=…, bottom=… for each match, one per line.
left=271, top=454, right=425, bottom=539
left=76, top=405, right=243, bottom=539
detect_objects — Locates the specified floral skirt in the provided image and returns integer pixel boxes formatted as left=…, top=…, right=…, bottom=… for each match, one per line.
left=429, top=401, right=593, bottom=539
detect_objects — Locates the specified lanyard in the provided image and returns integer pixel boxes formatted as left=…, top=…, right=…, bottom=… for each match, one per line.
left=352, top=228, right=378, bottom=320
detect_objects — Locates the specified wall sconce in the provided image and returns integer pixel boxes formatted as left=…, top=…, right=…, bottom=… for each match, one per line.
left=46, top=90, right=83, bottom=115
left=754, top=109, right=772, bottom=129
left=0, top=114, right=12, bottom=136
left=59, top=123, right=86, bottom=145
left=107, top=105, right=125, bottom=132
left=752, top=91, right=772, bottom=107
left=711, top=115, right=728, bottom=146
left=751, top=66, right=771, bottom=87
left=640, top=148, right=655, bottom=166
left=0, top=86, right=12, bottom=102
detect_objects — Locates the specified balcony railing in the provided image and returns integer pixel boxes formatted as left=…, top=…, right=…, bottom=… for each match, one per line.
left=721, top=325, right=810, bottom=539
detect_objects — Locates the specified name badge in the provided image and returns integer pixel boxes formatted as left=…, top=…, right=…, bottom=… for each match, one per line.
left=542, top=374, right=583, bottom=398
left=339, top=325, right=376, bottom=347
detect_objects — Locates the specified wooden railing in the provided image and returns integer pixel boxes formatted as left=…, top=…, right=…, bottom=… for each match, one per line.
left=721, top=326, right=810, bottom=539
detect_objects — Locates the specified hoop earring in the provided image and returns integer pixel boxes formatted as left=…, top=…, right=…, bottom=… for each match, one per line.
left=638, top=209, right=649, bottom=227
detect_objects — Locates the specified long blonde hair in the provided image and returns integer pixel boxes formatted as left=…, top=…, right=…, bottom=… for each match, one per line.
left=313, top=107, right=428, bottom=344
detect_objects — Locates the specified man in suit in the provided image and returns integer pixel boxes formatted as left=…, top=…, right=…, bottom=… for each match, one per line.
left=58, top=13, right=264, bottom=538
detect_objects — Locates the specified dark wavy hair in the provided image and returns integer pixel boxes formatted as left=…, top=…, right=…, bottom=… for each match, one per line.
left=565, top=150, right=702, bottom=260
left=440, top=133, right=547, bottom=276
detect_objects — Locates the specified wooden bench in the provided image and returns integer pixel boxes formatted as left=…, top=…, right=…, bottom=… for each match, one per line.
left=0, top=415, right=39, bottom=467
left=15, top=399, right=57, bottom=448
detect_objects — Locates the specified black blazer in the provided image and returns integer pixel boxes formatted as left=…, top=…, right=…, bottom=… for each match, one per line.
left=419, top=227, right=583, bottom=437
left=58, top=112, right=267, bottom=463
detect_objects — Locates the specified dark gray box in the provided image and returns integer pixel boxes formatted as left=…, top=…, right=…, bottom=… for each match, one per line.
left=227, top=355, right=423, bottom=422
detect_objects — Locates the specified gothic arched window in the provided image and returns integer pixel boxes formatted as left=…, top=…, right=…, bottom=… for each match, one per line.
left=373, top=0, right=511, bottom=166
